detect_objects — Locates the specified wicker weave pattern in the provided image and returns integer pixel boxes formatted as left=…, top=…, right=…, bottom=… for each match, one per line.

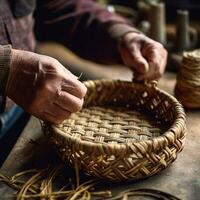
left=57, top=107, right=163, bottom=143
left=46, top=80, right=186, bottom=181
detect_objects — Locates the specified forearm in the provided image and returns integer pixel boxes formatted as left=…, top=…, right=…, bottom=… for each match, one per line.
left=0, top=45, right=12, bottom=95
left=34, top=0, right=140, bottom=64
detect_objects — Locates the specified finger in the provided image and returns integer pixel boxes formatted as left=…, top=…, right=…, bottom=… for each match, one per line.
left=119, top=41, right=149, bottom=74
left=63, top=67, right=79, bottom=79
left=48, top=58, right=79, bottom=80
left=147, top=49, right=166, bottom=71
left=55, top=90, right=84, bottom=113
left=125, top=47, right=149, bottom=74
left=137, top=62, right=162, bottom=80
left=136, top=62, right=160, bottom=81
left=130, top=48, right=149, bottom=73
left=41, top=109, right=71, bottom=124
left=137, top=60, right=166, bottom=81
left=61, top=77, right=87, bottom=99
left=143, top=44, right=167, bottom=76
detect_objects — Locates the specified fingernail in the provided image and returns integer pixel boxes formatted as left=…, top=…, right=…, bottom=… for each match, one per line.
left=138, top=60, right=149, bottom=74
left=142, top=62, right=149, bottom=73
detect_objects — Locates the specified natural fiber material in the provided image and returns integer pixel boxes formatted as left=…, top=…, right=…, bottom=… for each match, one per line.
left=45, top=80, right=186, bottom=181
left=175, top=49, right=200, bottom=108
left=0, top=166, right=182, bottom=200
left=0, top=165, right=111, bottom=200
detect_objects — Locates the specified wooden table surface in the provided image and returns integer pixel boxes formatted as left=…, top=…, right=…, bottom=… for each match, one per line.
left=0, top=43, right=200, bottom=200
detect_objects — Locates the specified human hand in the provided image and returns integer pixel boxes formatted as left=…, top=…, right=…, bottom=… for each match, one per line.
left=118, top=32, right=167, bottom=81
left=6, top=49, right=87, bottom=124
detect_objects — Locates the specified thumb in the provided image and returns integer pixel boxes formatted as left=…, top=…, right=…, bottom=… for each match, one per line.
left=119, top=41, right=149, bottom=74
left=128, top=49, right=149, bottom=74
left=122, top=48, right=149, bottom=74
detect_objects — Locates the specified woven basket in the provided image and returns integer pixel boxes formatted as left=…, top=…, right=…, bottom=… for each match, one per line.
left=45, top=80, right=186, bottom=181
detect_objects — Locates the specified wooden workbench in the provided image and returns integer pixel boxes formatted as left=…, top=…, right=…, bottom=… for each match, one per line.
left=0, top=43, right=200, bottom=200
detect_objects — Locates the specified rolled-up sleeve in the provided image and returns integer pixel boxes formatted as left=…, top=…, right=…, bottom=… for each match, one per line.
left=34, top=0, right=140, bottom=64
left=0, top=45, right=12, bottom=95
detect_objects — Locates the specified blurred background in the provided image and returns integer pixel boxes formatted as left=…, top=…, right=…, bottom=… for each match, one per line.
left=37, top=0, right=200, bottom=78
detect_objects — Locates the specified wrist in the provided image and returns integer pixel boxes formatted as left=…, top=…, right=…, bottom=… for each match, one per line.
left=0, top=45, right=12, bottom=96
left=10, top=49, right=23, bottom=70
left=5, top=49, right=25, bottom=97
left=108, top=23, right=142, bottom=41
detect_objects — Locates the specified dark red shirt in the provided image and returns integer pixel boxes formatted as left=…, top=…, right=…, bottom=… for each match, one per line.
left=0, top=0, right=138, bottom=111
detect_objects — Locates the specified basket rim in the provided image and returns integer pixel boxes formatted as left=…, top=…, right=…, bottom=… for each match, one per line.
left=50, top=79, right=186, bottom=156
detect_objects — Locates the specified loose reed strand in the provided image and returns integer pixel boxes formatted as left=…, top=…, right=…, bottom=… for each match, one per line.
left=0, top=165, right=108, bottom=200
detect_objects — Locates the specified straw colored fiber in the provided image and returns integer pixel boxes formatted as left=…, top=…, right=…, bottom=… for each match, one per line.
left=45, top=80, right=186, bottom=181
left=0, top=166, right=181, bottom=200
left=0, top=165, right=111, bottom=200
left=175, top=49, right=200, bottom=108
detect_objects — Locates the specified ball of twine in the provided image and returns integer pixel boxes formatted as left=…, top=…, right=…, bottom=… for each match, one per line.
left=175, top=49, right=200, bottom=108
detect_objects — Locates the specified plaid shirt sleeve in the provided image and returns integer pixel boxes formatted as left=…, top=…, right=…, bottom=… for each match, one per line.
left=0, top=45, right=12, bottom=95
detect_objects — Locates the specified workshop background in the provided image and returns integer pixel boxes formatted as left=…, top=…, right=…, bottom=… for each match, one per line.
left=0, top=1, right=200, bottom=200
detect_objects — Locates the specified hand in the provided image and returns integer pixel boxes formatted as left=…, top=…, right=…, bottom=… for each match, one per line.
left=6, top=49, right=87, bottom=124
left=118, top=32, right=167, bottom=81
